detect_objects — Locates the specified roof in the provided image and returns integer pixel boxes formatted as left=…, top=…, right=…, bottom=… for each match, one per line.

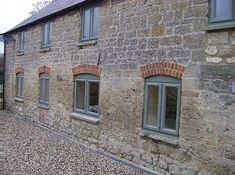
left=5, top=0, right=89, bottom=34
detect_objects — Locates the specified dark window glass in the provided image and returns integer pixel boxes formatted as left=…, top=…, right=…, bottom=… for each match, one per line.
left=88, top=81, right=99, bottom=113
left=164, top=86, right=178, bottom=130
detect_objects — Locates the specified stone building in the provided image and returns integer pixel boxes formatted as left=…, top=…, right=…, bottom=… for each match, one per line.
left=3, top=0, right=235, bottom=174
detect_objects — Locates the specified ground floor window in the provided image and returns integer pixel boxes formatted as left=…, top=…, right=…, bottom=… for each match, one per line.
left=39, top=73, right=49, bottom=105
left=16, top=73, right=24, bottom=99
left=143, top=76, right=181, bottom=136
left=74, top=74, right=100, bottom=117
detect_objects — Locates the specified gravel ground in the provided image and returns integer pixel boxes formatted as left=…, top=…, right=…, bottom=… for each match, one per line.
left=0, top=111, right=146, bottom=175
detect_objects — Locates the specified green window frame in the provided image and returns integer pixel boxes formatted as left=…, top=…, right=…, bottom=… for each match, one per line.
left=81, top=5, right=99, bottom=41
left=143, top=76, right=181, bottom=136
left=16, top=73, right=24, bottom=99
left=39, top=73, right=49, bottom=105
left=18, top=31, right=25, bottom=52
left=74, top=74, right=100, bottom=117
left=209, top=0, right=235, bottom=24
left=42, top=21, right=52, bottom=48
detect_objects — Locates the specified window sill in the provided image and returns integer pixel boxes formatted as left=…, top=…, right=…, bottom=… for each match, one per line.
left=140, top=130, right=179, bottom=146
left=38, top=103, right=49, bottom=110
left=16, top=52, right=24, bottom=56
left=39, top=47, right=51, bottom=52
left=205, top=22, right=235, bottom=31
left=71, top=112, right=99, bottom=124
left=77, top=40, right=98, bottom=47
left=15, top=97, right=24, bottom=103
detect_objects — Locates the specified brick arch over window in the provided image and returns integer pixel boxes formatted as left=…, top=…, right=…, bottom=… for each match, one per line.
left=140, top=62, right=185, bottom=79
left=38, top=66, right=51, bottom=75
left=72, top=64, right=102, bottom=77
left=15, top=67, right=24, bottom=74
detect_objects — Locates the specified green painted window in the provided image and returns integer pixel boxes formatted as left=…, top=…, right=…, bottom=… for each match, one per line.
left=74, top=74, right=100, bottom=117
left=39, top=73, right=49, bottom=105
left=143, top=76, right=181, bottom=136
left=82, top=6, right=99, bottom=41
left=209, top=0, right=234, bottom=24
left=16, top=73, right=24, bottom=99
left=42, top=22, right=52, bottom=48
left=19, top=31, right=25, bottom=52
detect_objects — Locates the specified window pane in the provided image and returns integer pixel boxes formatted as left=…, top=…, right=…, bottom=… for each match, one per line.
left=88, top=81, right=99, bottom=113
left=92, top=7, right=99, bottom=37
left=49, top=22, right=52, bottom=45
left=215, top=0, right=230, bottom=18
left=45, top=79, right=49, bottom=102
left=20, top=77, right=24, bottom=97
left=16, top=76, right=19, bottom=97
left=83, top=9, right=91, bottom=39
left=147, top=85, right=159, bottom=127
left=40, top=78, right=45, bottom=101
left=76, top=81, right=85, bottom=110
left=164, top=86, right=178, bottom=130
left=43, top=24, right=48, bottom=46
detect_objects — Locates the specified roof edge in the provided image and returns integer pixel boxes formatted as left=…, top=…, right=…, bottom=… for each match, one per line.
left=4, top=0, right=92, bottom=34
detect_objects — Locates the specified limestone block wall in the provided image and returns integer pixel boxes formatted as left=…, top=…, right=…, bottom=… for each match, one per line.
left=4, top=0, right=234, bottom=174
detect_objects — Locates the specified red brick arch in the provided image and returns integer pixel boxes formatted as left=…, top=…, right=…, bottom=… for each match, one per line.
left=15, top=67, right=24, bottom=74
left=72, top=64, right=102, bottom=77
left=140, top=62, right=185, bottom=79
left=38, top=66, right=51, bottom=75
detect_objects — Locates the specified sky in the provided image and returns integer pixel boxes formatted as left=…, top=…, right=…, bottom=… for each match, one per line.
left=0, top=0, right=41, bottom=53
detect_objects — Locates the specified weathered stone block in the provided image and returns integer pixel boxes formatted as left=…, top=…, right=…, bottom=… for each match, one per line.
left=205, top=45, right=218, bottom=56
left=150, top=24, right=165, bottom=37
left=160, top=36, right=182, bottom=46
left=206, top=57, right=222, bottom=63
left=207, top=32, right=229, bottom=44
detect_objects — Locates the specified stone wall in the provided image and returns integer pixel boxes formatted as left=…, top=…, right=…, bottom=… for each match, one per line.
left=4, top=0, right=234, bottom=174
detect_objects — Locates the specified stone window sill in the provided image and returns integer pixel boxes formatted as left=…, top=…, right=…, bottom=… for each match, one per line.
left=77, top=40, right=98, bottom=47
left=17, top=52, right=24, bottom=56
left=205, top=22, right=235, bottom=31
left=15, top=97, right=24, bottom=103
left=39, top=47, right=51, bottom=52
left=140, top=130, right=179, bottom=146
left=38, top=103, right=49, bottom=110
left=71, top=112, right=99, bottom=124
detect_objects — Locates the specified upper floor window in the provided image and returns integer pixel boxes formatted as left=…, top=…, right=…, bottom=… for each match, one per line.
left=19, top=31, right=25, bottom=53
left=39, top=73, right=49, bottom=105
left=74, top=74, right=100, bottom=117
left=16, top=73, right=24, bottom=99
left=42, top=22, right=52, bottom=48
left=209, top=0, right=234, bottom=24
left=143, top=76, right=181, bottom=136
left=82, top=6, right=99, bottom=41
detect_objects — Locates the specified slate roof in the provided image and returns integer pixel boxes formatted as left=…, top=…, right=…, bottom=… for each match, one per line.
left=5, top=0, right=89, bottom=34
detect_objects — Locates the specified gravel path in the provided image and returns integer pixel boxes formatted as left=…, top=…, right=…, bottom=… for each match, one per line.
left=0, top=111, right=145, bottom=175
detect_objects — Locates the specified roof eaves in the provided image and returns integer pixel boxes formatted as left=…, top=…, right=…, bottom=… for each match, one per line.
left=4, top=0, right=91, bottom=34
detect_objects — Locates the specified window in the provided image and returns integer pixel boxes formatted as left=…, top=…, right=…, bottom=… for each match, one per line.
left=19, top=31, right=25, bottom=52
left=209, top=0, right=234, bottom=24
left=143, top=76, right=181, bottom=136
left=39, top=73, right=49, bottom=105
left=74, top=74, right=100, bottom=117
left=42, top=22, right=52, bottom=48
left=16, top=73, right=24, bottom=99
left=82, top=6, right=99, bottom=40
